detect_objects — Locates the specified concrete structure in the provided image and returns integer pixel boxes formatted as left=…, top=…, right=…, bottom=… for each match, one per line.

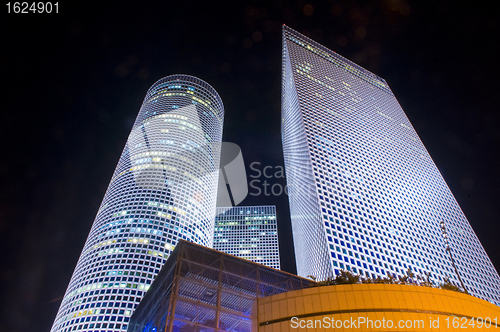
left=214, top=206, right=280, bottom=269
left=50, top=75, right=224, bottom=332
left=129, top=240, right=500, bottom=332
left=281, top=25, right=500, bottom=303
left=128, top=240, right=315, bottom=332
left=254, top=284, right=500, bottom=331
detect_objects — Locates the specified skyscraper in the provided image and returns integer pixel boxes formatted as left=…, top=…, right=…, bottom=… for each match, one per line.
left=50, top=75, right=224, bottom=332
left=281, top=25, right=500, bottom=303
left=213, top=206, right=280, bottom=269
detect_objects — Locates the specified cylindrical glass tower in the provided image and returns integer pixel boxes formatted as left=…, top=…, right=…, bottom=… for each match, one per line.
left=50, top=75, right=224, bottom=332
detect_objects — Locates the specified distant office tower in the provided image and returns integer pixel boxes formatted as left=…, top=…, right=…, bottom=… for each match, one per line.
left=213, top=206, right=280, bottom=269
left=281, top=25, right=500, bottom=303
left=50, top=75, right=224, bottom=332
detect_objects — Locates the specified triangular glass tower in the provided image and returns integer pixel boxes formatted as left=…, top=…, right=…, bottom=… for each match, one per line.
left=282, top=25, right=500, bottom=304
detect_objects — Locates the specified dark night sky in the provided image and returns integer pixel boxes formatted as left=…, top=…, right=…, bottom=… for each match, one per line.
left=1, top=1, right=499, bottom=331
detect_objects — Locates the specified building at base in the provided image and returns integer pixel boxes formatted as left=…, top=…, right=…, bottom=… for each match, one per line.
left=127, top=240, right=314, bottom=332
left=254, top=284, right=500, bottom=332
left=129, top=241, right=500, bottom=332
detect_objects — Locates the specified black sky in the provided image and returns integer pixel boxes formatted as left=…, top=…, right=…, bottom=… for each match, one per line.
left=1, top=1, right=499, bottom=331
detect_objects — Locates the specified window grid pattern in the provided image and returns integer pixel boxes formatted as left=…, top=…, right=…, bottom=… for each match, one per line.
left=50, top=75, right=224, bottom=332
left=213, top=206, right=280, bottom=270
left=282, top=26, right=500, bottom=305
left=281, top=39, right=332, bottom=280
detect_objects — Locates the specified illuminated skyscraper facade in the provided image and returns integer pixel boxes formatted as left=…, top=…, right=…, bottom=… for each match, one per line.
left=282, top=25, right=500, bottom=303
left=50, top=75, right=224, bottom=332
left=213, top=206, right=280, bottom=269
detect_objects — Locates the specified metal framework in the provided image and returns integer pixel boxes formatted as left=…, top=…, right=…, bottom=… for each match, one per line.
left=128, top=240, right=316, bottom=332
